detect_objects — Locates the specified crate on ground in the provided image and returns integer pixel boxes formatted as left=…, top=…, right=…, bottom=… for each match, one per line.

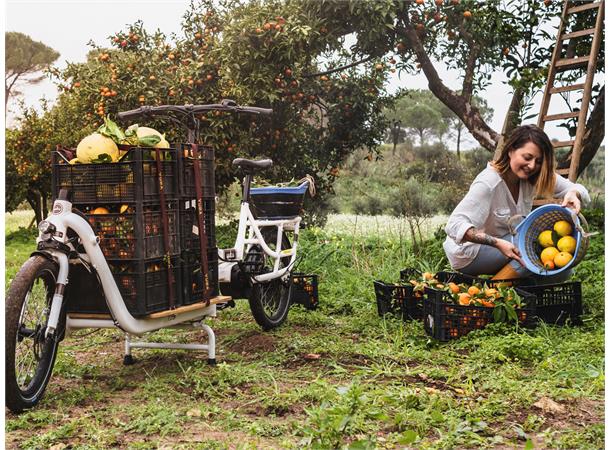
left=65, top=257, right=183, bottom=317
left=179, top=197, right=216, bottom=251
left=181, top=248, right=219, bottom=305
left=291, top=273, right=319, bottom=310
left=443, top=272, right=583, bottom=326
left=373, top=281, right=421, bottom=320
left=423, top=271, right=537, bottom=341
left=84, top=202, right=180, bottom=260
left=178, top=144, right=215, bottom=198
left=52, top=146, right=178, bottom=205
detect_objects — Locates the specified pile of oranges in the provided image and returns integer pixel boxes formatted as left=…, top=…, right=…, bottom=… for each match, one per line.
left=407, top=272, right=523, bottom=309
left=537, top=220, right=576, bottom=270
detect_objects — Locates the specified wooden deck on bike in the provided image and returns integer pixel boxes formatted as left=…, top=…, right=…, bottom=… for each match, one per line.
left=68, top=295, right=232, bottom=320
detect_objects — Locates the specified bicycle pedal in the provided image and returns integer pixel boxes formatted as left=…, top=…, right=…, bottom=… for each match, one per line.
left=217, top=300, right=236, bottom=310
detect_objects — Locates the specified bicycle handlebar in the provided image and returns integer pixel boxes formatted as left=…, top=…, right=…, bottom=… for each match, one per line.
left=117, top=99, right=273, bottom=121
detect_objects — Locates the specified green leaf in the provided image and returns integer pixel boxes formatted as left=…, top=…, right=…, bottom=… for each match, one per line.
left=90, top=153, right=113, bottom=164
left=138, top=135, right=162, bottom=147
left=398, top=430, right=418, bottom=445
left=524, top=438, right=535, bottom=450
left=97, top=116, right=126, bottom=144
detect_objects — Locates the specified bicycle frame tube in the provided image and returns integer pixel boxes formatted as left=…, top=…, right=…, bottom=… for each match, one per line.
left=44, top=200, right=215, bottom=336
left=233, top=201, right=301, bottom=283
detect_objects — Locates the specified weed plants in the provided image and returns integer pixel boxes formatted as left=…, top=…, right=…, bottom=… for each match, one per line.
left=4, top=210, right=604, bottom=449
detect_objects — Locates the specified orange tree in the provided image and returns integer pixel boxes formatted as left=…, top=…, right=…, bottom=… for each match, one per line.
left=298, top=0, right=604, bottom=174
left=6, top=0, right=392, bottom=222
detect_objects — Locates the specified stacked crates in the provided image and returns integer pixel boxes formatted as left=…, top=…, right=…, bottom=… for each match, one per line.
left=177, top=144, right=218, bottom=305
left=54, top=143, right=217, bottom=317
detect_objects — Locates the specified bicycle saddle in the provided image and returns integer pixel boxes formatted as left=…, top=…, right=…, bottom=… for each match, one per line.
left=232, top=158, right=273, bottom=171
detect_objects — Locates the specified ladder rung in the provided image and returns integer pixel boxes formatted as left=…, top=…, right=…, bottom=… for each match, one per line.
left=567, top=2, right=602, bottom=14
left=560, top=27, right=596, bottom=40
left=553, top=140, right=575, bottom=148
left=549, top=83, right=586, bottom=94
left=543, top=111, right=580, bottom=122
left=556, top=168, right=570, bottom=176
left=555, top=56, right=590, bottom=70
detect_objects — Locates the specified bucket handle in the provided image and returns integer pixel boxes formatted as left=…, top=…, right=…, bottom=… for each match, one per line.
left=507, top=215, right=526, bottom=236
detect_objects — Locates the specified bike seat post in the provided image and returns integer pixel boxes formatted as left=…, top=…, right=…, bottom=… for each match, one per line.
left=242, top=173, right=253, bottom=203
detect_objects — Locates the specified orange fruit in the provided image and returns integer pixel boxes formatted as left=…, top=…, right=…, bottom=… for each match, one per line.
left=543, top=260, right=555, bottom=270
left=448, top=282, right=460, bottom=294
left=540, top=247, right=559, bottom=264
left=458, top=293, right=471, bottom=306
left=557, top=236, right=576, bottom=254
left=553, top=220, right=572, bottom=237
left=91, top=206, right=110, bottom=214
left=467, top=286, right=480, bottom=296
left=554, top=252, right=573, bottom=268
left=538, top=230, right=554, bottom=248
left=423, top=272, right=434, bottom=281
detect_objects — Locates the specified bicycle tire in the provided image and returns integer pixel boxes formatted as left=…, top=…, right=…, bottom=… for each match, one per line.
left=246, top=230, right=292, bottom=331
left=6, top=256, right=62, bottom=413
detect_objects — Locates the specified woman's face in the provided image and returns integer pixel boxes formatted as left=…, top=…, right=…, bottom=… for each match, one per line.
left=508, top=142, right=543, bottom=180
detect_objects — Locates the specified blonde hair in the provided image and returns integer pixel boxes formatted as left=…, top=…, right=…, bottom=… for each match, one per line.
left=492, top=125, right=556, bottom=197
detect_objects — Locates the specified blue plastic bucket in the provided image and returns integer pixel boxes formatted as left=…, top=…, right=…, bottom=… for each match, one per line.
left=514, top=204, right=586, bottom=276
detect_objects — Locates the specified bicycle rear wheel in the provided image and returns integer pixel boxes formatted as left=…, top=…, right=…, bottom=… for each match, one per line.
left=246, top=229, right=292, bottom=330
left=6, top=256, right=62, bottom=413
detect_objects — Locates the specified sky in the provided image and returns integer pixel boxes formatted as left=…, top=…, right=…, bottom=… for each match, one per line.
left=5, top=0, right=599, bottom=149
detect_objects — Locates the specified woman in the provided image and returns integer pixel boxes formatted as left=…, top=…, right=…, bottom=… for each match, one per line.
left=443, top=125, right=590, bottom=281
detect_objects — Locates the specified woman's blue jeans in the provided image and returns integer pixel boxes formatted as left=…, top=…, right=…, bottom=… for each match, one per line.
left=459, top=233, right=572, bottom=284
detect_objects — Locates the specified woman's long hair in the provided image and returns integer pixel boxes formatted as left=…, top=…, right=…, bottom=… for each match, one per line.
left=492, top=125, right=556, bottom=197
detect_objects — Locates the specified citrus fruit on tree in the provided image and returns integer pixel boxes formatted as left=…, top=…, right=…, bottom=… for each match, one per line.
left=554, top=251, right=573, bottom=268
left=553, top=220, right=572, bottom=237
left=538, top=230, right=554, bottom=248
left=76, top=133, right=119, bottom=163
left=540, top=247, right=559, bottom=264
left=458, top=293, right=471, bottom=306
left=557, top=235, right=576, bottom=254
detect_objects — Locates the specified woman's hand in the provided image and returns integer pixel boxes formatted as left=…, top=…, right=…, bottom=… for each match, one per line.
left=562, top=190, right=581, bottom=213
left=495, top=239, right=525, bottom=267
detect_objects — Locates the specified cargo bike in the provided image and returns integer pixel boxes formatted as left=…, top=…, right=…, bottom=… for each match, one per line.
left=5, top=100, right=317, bottom=413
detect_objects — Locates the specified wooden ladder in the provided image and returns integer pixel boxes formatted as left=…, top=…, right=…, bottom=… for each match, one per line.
left=537, top=0, right=604, bottom=184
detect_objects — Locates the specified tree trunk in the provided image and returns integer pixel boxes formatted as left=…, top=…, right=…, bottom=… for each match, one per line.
left=26, top=189, right=43, bottom=225
left=456, top=127, right=462, bottom=160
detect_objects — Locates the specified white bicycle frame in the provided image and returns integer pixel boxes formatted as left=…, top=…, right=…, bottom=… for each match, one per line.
left=37, top=197, right=218, bottom=359
left=218, top=200, right=302, bottom=284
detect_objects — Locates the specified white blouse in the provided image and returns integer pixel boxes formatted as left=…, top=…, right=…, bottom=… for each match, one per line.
left=443, top=164, right=590, bottom=269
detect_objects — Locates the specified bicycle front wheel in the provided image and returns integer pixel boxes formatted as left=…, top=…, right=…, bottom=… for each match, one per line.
left=246, top=230, right=292, bottom=331
left=6, top=256, right=62, bottom=413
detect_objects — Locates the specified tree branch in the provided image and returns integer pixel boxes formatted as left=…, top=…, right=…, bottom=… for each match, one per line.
left=395, top=14, right=499, bottom=151
left=302, top=55, right=376, bottom=78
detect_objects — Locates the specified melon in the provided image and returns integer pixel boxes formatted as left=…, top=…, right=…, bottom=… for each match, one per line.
left=76, top=133, right=119, bottom=163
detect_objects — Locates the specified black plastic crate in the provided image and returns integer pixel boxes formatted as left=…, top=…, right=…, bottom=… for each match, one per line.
left=423, top=277, right=537, bottom=341
left=52, top=146, right=178, bottom=205
left=83, top=202, right=180, bottom=260
left=511, top=281, right=582, bottom=325
left=373, top=281, right=421, bottom=320
left=438, top=272, right=583, bottom=326
left=178, top=144, right=215, bottom=198
left=249, top=192, right=305, bottom=219
left=65, top=257, right=183, bottom=317
left=179, top=197, right=216, bottom=251
left=181, top=249, right=219, bottom=305
left=291, top=273, right=319, bottom=310
left=111, top=257, right=183, bottom=317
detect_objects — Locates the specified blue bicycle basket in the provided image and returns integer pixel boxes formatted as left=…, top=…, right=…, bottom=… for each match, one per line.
left=249, top=181, right=309, bottom=219
left=515, top=204, right=587, bottom=276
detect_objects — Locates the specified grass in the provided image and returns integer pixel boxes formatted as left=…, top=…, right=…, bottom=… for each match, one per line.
left=5, top=212, right=605, bottom=449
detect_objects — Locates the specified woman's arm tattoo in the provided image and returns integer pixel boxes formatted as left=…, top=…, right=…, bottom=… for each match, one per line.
left=464, top=227, right=497, bottom=247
